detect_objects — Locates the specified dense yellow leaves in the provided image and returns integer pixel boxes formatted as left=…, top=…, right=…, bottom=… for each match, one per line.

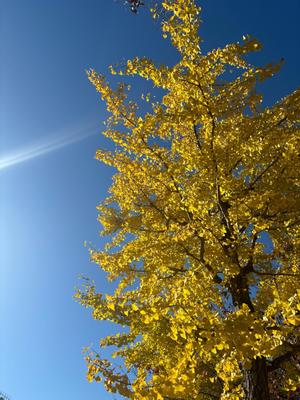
left=77, top=1, right=300, bottom=399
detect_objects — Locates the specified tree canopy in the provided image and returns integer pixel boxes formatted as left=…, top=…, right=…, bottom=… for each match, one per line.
left=77, top=1, right=300, bottom=399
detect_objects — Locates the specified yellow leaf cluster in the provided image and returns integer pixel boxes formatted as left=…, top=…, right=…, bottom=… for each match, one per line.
left=77, top=1, right=300, bottom=399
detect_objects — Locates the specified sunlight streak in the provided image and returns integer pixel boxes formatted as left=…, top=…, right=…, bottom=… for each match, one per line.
left=0, top=121, right=99, bottom=171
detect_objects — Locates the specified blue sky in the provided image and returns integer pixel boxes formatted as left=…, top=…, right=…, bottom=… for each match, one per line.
left=0, top=1, right=299, bottom=399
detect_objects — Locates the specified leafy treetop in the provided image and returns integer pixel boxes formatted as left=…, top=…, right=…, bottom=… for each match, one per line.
left=77, top=1, right=300, bottom=399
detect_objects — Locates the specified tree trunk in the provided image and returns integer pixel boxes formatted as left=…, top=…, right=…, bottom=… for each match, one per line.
left=244, top=357, right=270, bottom=400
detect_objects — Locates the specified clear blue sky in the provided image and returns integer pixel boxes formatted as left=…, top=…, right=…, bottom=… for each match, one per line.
left=0, top=1, right=299, bottom=399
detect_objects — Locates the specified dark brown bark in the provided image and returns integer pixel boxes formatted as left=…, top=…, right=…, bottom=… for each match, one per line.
left=244, top=357, right=270, bottom=400
left=229, top=272, right=255, bottom=312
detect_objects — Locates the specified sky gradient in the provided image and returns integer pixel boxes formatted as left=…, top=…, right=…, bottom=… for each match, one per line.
left=0, top=1, right=299, bottom=399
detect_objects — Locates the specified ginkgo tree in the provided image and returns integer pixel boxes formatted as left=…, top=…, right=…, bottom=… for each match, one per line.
left=77, top=1, right=300, bottom=399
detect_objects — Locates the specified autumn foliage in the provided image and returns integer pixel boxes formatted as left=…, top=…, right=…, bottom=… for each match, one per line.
left=77, top=1, right=300, bottom=399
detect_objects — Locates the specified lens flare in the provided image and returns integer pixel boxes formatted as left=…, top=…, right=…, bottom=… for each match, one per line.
left=0, top=121, right=98, bottom=171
